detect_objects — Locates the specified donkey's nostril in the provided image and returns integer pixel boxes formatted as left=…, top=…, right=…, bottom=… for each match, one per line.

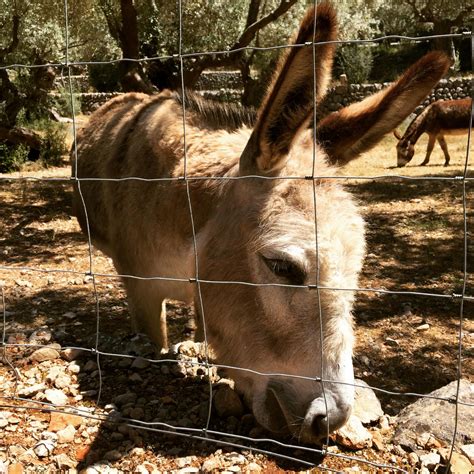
left=310, top=414, right=328, bottom=437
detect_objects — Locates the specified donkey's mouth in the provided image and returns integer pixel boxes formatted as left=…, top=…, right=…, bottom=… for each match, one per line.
left=252, top=379, right=309, bottom=439
left=252, top=378, right=353, bottom=444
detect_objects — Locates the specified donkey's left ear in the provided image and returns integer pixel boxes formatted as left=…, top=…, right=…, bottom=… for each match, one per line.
left=240, top=3, right=338, bottom=176
left=317, top=51, right=451, bottom=165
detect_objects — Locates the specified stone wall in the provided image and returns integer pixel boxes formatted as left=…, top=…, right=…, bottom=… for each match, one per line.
left=66, top=72, right=472, bottom=115
left=318, top=77, right=473, bottom=119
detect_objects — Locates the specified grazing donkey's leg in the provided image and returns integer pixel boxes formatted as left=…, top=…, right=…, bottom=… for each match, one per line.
left=437, top=135, right=451, bottom=166
left=124, top=279, right=169, bottom=352
left=421, top=133, right=436, bottom=166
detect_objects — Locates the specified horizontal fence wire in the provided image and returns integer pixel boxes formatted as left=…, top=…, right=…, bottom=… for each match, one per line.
left=0, top=1, right=472, bottom=472
left=0, top=32, right=470, bottom=71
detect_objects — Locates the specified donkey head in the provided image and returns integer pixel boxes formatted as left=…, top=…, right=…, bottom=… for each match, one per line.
left=396, top=134, right=416, bottom=167
left=196, top=5, right=359, bottom=443
left=196, top=4, right=450, bottom=443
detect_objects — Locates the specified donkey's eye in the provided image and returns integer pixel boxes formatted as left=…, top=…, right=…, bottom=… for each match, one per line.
left=262, top=257, right=306, bottom=286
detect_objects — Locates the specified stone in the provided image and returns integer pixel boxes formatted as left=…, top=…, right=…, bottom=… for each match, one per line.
left=44, top=389, right=68, bottom=406
left=67, top=362, right=81, bottom=374
left=29, top=329, right=52, bottom=344
left=392, top=379, right=474, bottom=451
left=54, top=453, right=76, bottom=469
left=178, top=340, right=201, bottom=357
left=371, top=430, right=385, bottom=451
left=202, top=458, right=220, bottom=472
left=246, top=463, right=262, bottom=471
left=131, top=357, right=150, bottom=370
left=129, top=373, right=142, bottom=383
left=54, top=374, right=72, bottom=390
left=416, top=323, right=430, bottom=331
left=225, top=453, right=245, bottom=465
left=30, top=347, right=60, bottom=362
left=57, top=424, right=76, bottom=443
left=34, top=440, right=55, bottom=458
left=104, top=450, right=122, bottom=461
left=419, top=452, right=441, bottom=469
left=176, top=456, right=197, bottom=468
left=460, top=444, right=474, bottom=464
left=7, top=463, right=24, bottom=474
left=18, top=383, right=46, bottom=398
left=407, top=452, right=419, bottom=465
left=129, top=407, right=145, bottom=420
left=83, top=360, right=98, bottom=372
left=49, top=412, right=83, bottom=431
left=333, top=415, right=373, bottom=450
left=114, top=392, right=137, bottom=405
left=213, top=385, right=244, bottom=419
left=61, top=348, right=84, bottom=362
left=449, top=453, right=473, bottom=473
left=75, top=445, right=91, bottom=462
left=353, top=379, right=384, bottom=425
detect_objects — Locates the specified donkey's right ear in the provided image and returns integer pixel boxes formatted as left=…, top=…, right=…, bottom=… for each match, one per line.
left=239, top=3, right=338, bottom=176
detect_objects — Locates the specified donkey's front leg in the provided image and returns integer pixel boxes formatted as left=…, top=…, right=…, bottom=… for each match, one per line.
left=437, top=135, right=451, bottom=166
left=125, top=279, right=169, bottom=353
left=420, top=133, right=436, bottom=166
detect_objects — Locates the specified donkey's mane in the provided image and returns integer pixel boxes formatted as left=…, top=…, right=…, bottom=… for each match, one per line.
left=175, top=90, right=257, bottom=132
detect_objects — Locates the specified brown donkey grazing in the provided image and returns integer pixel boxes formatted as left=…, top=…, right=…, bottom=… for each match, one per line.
left=72, top=5, right=450, bottom=443
left=394, top=97, right=473, bottom=167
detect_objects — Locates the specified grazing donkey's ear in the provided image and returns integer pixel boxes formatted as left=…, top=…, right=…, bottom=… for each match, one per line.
left=239, top=3, right=338, bottom=176
left=317, top=51, right=451, bottom=165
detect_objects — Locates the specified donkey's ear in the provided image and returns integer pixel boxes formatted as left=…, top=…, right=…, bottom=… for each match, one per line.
left=240, top=3, right=337, bottom=176
left=317, top=51, right=451, bottom=165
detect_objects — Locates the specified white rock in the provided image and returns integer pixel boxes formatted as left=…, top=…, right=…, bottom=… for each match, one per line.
left=420, top=452, right=441, bottom=468
left=34, top=440, right=55, bottom=458
left=67, top=361, right=81, bottom=374
left=460, top=444, right=474, bottom=464
left=54, top=374, right=72, bottom=390
left=416, top=323, right=430, bottom=331
left=246, top=462, right=262, bottom=472
left=202, top=458, right=220, bottom=472
left=44, top=389, right=68, bottom=406
left=333, top=415, right=373, bottom=450
left=225, top=453, right=246, bottom=465
left=18, top=383, right=47, bottom=397
left=54, top=453, right=77, bottom=469
left=46, top=366, right=62, bottom=382
left=353, top=379, right=384, bottom=424
left=57, top=424, right=76, bottom=443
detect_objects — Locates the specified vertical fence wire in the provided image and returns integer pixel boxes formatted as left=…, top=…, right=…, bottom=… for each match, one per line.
left=62, top=0, right=103, bottom=407
left=0, top=1, right=472, bottom=471
left=445, top=61, right=473, bottom=472
left=310, top=1, right=330, bottom=450
left=177, top=0, right=214, bottom=435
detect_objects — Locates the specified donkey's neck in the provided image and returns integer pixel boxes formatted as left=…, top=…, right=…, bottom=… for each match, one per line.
left=401, top=108, right=429, bottom=145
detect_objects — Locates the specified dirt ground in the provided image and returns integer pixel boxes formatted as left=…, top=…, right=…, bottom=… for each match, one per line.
left=0, top=129, right=473, bottom=472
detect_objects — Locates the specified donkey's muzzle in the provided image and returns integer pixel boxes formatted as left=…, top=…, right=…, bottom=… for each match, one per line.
left=256, top=378, right=353, bottom=443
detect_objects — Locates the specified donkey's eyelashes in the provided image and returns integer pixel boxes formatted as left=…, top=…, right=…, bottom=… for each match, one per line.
left=262, top=256, right=306, bottom=286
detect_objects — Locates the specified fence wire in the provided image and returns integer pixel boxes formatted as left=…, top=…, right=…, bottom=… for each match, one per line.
left=0, top=1, right=472, bottom=472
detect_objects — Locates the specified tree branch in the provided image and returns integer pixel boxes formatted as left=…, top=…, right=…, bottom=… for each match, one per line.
left=182, top=0, right=298, bottom=87
left=231, top=0, right=298, bottom=51
left=0, top=10, right=20, bottom=58
left=404, top=0, right=430, bottom=22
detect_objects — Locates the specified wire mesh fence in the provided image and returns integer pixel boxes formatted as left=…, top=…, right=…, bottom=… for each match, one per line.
left=0, top=0, right=473, bottom=472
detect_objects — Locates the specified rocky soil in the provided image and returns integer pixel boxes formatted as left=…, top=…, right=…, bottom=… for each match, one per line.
left=1, top=132, right=473, bottom=473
